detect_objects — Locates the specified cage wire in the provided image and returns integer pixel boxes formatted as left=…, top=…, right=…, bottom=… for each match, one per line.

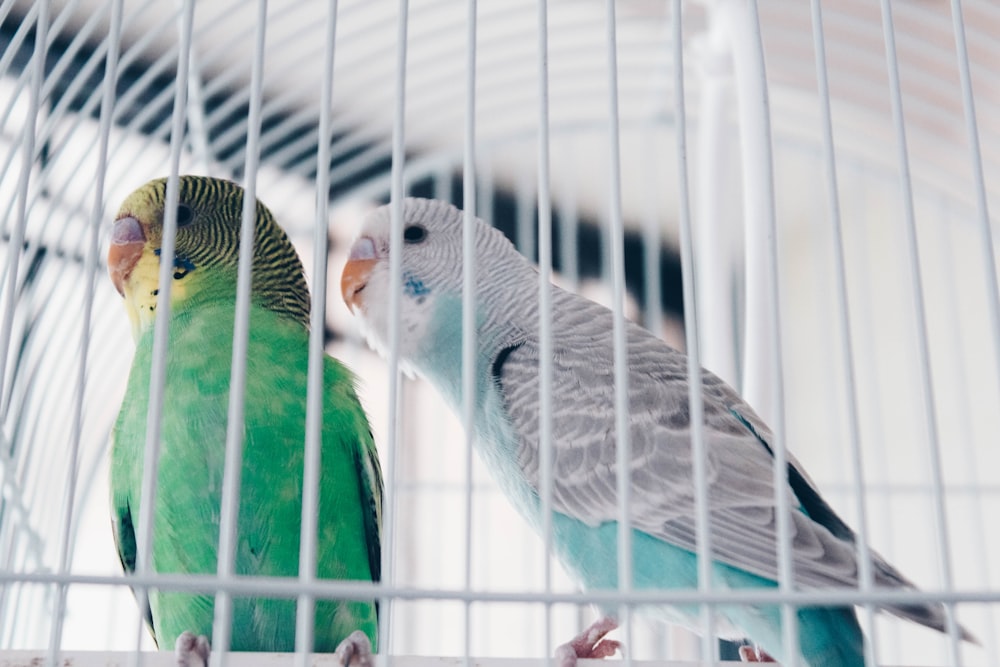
left=0, top=0, right=997, bottom=665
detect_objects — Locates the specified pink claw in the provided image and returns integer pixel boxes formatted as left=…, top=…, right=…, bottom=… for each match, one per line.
left=555, top=617, right=622, bottom=667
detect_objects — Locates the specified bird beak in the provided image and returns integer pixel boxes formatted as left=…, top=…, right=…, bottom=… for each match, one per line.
left=108, top=215, right=146, bottom=297
left=341, top=236, right=379, bottom=312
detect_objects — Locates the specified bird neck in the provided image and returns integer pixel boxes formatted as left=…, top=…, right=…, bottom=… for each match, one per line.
left=415, top=288, right=529, bottom=413
left=173, top=267, right=311, bottom=331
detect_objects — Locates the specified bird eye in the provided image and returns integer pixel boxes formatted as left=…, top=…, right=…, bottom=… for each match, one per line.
left=175, top=204, right=194, bottom=227
left=403, top=224, right=427, bottom=244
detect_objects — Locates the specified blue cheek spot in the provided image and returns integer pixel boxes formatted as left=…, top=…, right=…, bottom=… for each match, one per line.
left=403, top=272, right=431, bottom=301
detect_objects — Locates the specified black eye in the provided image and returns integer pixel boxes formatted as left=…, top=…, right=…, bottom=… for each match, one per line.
left=175, top=204, right=194, bottom=227
left=403, top=224, right=426, bottom=244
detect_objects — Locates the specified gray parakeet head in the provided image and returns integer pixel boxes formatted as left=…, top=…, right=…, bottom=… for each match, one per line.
left=341, top=197, right=534, bottom=367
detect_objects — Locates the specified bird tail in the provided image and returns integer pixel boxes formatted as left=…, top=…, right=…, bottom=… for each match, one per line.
left=740, top=604, right=866, bottom=667
left=872, top=556, right=979, bottom=644
left=797, top=606, right=866, bottom=667
left=881, top=598, right=979, bottom=644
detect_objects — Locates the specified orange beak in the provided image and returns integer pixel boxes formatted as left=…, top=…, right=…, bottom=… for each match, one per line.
left=341, top=236, right=379, bottom=312
left=108, top=216, right=146, bottom=296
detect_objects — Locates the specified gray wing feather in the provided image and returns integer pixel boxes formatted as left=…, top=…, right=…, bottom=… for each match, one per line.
left=495, top=285, right=969, bottom=637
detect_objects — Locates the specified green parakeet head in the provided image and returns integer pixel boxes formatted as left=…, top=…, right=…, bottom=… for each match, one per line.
left=108, top=176, right=310, bottom=339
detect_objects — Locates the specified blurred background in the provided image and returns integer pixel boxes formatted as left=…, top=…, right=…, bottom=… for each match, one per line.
left=0, top=0, right=998, bottom=664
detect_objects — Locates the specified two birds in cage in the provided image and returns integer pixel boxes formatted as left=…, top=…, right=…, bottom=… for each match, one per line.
left=106, top=175, right=974, bottom=667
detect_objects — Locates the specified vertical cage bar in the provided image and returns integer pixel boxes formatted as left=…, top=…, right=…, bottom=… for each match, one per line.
left=132, top=2, right=196, bottom=661
left=877, top=1, right=960, bottom=662
left=557, top=178, right=579, bottom=291
left=461, top=0, right=477, bottom=664
left=671, top=1, right=716, bottom=663
left=935, top=200, right=998, bottom=664
left=213, top=0, right=268, bottom=660
left=381, top=0, right=410, bottom=660
left=296, top=0, right=340, bottom=660
left=184, top=46, right=213, bottom=173
left=949, top=1, right=1000, bottom=391
left=46, top=0, right=123, bottom=659
left=603, top=1, right=633, bottom=660
left=723, top=0, right=796, bottom=662
left=639, top=141, right=663, bottom=340
left=693, top=8, right=740, bottom=391
left=807, top=1, right=878, bottom=665
left=534, top=0, right=555, bottom=660
left=946, top=15, right=1000, bottom=654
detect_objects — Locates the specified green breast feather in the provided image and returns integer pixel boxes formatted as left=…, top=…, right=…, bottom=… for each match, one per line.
left=111, top=299, right=380, bottom=650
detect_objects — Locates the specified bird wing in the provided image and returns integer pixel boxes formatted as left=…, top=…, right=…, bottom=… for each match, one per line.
left=109, top=434, right=157, bottom=639
left=493, top=287, right=975, bottom=638
left=326, top=354, right=384, bottom=588
left=493, top=287, right=867, bottom=591
left=357, top=428, right=383, bottom=587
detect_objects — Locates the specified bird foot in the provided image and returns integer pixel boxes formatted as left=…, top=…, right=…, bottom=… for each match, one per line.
left=334, top=630, right=375, bottom=667
left=175, top=632, right=211, bottom=667
left=738, top=645, right=776, bottom=662
left=555, top=616, right=622, bottom=667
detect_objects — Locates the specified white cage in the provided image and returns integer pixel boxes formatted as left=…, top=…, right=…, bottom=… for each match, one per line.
left=0, top=1, right=997, bottom=666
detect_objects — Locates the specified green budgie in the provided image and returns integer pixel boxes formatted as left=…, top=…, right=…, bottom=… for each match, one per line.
left=108, top=176, right=381, bottom=665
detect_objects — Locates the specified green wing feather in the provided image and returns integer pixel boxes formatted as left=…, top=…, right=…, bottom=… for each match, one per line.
left=110, top=479, right=155, bottom=635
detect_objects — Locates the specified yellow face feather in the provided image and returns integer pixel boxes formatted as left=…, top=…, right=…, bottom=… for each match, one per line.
left=108, top=175, right=311, bottom=341
left=120, top=245, right=170, bottom=340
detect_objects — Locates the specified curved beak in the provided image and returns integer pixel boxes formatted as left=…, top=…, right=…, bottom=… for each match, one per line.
left=341, top=236, right=379, bottom=312
left=108, top=216, right=146, bottom=297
